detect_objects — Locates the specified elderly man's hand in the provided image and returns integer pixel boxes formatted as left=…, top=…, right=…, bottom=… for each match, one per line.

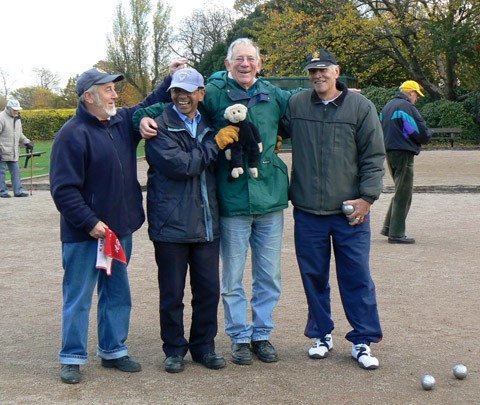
left=140, top=117, right=159, bottom=139
left=274, top=136, right=283, bottom=154
left=169, top=58, right=188, bottom=76
left=89, top=220, right=108, bottom=239
left=343, top=198, right=371, bottom=226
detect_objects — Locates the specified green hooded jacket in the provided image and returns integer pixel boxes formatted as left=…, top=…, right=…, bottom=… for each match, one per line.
left=204, top=71, right=292, bottom=216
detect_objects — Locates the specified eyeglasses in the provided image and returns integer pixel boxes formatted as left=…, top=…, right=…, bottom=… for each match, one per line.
left=171, top=88, right=200, bottom=96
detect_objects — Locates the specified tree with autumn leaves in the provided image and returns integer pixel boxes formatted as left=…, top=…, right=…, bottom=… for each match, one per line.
left=246, top=0, right=480, bottom=101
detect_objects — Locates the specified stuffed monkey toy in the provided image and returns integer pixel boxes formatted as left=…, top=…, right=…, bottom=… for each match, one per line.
left=223, top=104, right=263, bottom=179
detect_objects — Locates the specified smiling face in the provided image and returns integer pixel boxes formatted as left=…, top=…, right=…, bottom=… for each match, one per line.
left=171, top=87, right=205, bottom=119
left=308, top=65, right=340, bottom=100
left=225, top=42, right=262, bottom=90
left=84, top=82, right=118, bottom=120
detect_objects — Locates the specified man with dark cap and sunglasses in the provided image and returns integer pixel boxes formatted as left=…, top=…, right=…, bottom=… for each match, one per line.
left=281, top=48, right=385, bottom=370
left=50, top=60, right=186, bottom=384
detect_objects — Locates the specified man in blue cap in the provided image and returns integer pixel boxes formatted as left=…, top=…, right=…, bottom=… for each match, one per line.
left=50, top=61, right=185, bottom=384
left=145, top=67, right=238, bottom=373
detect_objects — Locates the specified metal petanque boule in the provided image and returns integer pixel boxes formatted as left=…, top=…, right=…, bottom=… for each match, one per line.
left=453, top=364, right=467, bottom=379
left=421, top=374, right=436, bottom=390
left=341, top=204, right=355, bottom=215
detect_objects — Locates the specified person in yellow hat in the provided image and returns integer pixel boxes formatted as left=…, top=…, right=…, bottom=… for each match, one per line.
left=379, top=80, right=432, bottom=244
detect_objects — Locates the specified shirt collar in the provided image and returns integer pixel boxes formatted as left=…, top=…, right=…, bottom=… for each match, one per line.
left=172, top=105, right=202, bottom=124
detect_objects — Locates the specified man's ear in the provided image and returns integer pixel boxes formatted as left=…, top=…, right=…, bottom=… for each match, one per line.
left=83, top=91, right=95, bottom=105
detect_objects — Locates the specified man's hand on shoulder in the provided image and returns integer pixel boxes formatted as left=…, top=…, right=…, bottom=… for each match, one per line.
left=140, top=117, right=159, bottom=139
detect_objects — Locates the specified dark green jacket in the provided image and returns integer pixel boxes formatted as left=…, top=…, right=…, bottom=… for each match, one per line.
left=282, top=81, right=385, bottom=215
left=204, top=71, right=292, bottom=216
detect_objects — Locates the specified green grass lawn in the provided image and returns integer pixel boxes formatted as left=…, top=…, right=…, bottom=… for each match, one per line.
left=7, top=140, right=146, bottom=180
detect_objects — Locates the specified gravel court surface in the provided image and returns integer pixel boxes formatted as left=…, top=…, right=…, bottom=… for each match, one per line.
left=1, top=149, right=479, bottom=404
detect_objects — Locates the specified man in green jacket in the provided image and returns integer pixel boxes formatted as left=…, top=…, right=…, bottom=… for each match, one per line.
left=134, top=38, right=294, bottom=366
left=282, top=48, right=385, bottom=370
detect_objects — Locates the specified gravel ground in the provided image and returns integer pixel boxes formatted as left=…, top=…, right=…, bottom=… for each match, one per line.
left=1, top=149, right=479, bottom=404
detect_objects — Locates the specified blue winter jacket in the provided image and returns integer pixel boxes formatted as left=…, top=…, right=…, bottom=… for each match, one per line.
left=145, top=104, right=220, bottom=243
left=380, top=92, right=431, bottom=155
left=50, top=77, right=172, bottom=242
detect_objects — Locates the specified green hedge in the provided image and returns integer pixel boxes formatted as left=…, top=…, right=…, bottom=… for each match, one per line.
left=362, top=86, right=480, bottom=144
left=20, top=109, right=75, bottom=141
left=17, top=90, right=480, bottom=144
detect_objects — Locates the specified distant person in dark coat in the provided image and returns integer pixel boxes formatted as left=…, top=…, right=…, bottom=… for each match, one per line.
left=380, top=80, right=431, bottom=244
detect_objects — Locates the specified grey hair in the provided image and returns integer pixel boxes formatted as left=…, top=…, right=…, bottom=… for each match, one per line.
left=79, top=84, right=98, bottom=103
left=226, top=38, right=261, bottom=62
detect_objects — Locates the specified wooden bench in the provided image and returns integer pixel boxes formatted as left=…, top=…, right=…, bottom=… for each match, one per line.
left=430, top=128, right=462, bottom=147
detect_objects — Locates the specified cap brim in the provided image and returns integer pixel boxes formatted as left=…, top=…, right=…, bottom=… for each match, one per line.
left=304, top=62, right=334, bottom=71
left=167, top=83, right=199, bottom=92
left=95, top=74, right=124, bottom=85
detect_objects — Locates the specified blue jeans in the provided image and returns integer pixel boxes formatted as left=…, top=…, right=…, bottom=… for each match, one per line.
left=0, top=161, right=24, bottom=196
left=59, top=235, right=133, bottom=365
left=294, top=208, right=382, bottom=345
left=220, top=211, right=283, bottom=343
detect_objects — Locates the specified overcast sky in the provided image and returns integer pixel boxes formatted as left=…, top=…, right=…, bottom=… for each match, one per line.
left=2, top=0, right=234, bottom=91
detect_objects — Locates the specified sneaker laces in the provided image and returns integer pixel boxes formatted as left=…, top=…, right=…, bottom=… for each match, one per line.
left=313, top=335, right=332, bottom=349
left=308, top=334, right=332, bottom=358
left=352, top=344, right=379, bottom=370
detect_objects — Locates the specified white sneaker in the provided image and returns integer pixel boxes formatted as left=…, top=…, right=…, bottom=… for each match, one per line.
left=351, top=344, right=379, bottom=370
left=308, top=334, right=333, bottom=359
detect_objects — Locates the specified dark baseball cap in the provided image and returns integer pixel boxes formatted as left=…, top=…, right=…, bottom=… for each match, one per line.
left=76, top=67, right=124, bottom=96
left=304, top=49, right=338, bottom=70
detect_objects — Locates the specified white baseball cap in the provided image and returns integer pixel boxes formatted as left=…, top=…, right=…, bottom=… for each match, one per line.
left=7, top=99, right=22, bottom=110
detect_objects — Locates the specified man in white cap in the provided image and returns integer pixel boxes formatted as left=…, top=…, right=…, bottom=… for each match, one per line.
left=0, top=99, right=34, bottom=197
left=50, top=60, right=186, bottom=384
left=380, top=80, right=431, bottom=244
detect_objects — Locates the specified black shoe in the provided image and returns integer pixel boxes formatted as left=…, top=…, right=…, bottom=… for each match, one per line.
left=380, top=226, right=389, bottom=236
left=193, top=352, right=226, bottom=370
left=388, top=236, right=415, bottom=244
left=164, top=355, right=185, bottom=373
left=60, top=364, right=80, bottom=384
left=101, top=355, right=142, bottom=372
left=14, top=192, right=29, bottom=197
left=251, top=340, right=279, bottom=363
left=231, top=343, right=253, bottom=365
left=0, top=194, right=11, bottom=198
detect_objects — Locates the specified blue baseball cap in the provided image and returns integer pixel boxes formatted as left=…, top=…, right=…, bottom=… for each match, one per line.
left=76, top=67, right=124, bottom=96
left=167, top=67, right=204, bottom=93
